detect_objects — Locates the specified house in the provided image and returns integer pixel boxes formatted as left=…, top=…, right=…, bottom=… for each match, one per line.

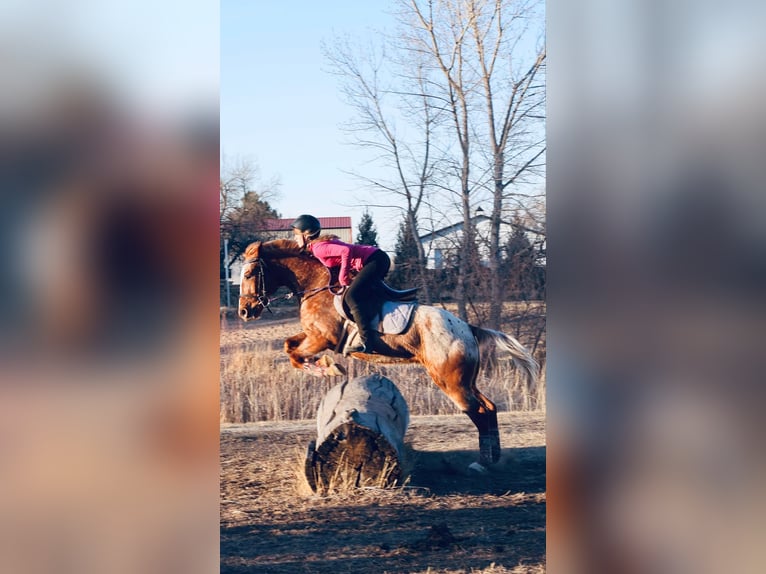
left=228, top=216, right=353, bottom=286
left=419, top=212, right=545, bottom=269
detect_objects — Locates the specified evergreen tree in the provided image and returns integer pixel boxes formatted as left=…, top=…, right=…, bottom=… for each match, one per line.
left=388, top=217, right=420, bottom=289
left=501, top=224, right=539, bottom=300
left=355, top=210, right=379, bottom=246
left=464, top=224, right=486, bottom=292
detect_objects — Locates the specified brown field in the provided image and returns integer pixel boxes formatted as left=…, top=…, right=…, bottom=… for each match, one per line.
left=220, top=303, right=546, bottom=573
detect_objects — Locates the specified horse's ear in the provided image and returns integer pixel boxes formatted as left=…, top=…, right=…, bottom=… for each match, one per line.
left=243, top=241, right=261, bottom=260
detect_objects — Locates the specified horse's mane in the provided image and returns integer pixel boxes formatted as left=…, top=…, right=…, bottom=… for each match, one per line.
left=262, top=238, right=305, bottom=257
left=243, top=238, right=308, bottom=260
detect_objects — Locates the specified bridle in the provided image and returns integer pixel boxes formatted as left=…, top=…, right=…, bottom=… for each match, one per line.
left=239, top=258, right=273, bottom=311
left=239, top=257, right=343, bottom=314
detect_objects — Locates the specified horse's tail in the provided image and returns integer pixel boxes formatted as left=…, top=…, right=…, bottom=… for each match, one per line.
left=471, top=326, right=540, bottom=391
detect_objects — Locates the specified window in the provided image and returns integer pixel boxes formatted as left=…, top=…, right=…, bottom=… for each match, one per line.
left=433, top=248, right=443, bottom=269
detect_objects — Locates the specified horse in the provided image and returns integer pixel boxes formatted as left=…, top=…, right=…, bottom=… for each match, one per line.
left=237, top=239, right=539, bottom=467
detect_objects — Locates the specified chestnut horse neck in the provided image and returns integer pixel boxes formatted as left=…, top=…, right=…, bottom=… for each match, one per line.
left=246, top=239, right=331, bottom=294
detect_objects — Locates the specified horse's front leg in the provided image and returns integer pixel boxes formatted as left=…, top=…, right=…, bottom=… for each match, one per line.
left=284, top=331, right=330, bottom=370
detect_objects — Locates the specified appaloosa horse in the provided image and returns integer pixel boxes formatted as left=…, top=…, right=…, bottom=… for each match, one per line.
left=238, top=239, right=538, bottom=466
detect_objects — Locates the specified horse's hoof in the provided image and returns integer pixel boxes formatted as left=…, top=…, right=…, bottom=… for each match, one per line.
left=316, top=355, right=347, bottom=377
left=468, top=462, right=489, bottom=475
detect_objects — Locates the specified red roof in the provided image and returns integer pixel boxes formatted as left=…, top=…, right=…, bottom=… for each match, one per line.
left=261, top=217, right=352, bottom=231
left=317, top=217, right=352, bottom=228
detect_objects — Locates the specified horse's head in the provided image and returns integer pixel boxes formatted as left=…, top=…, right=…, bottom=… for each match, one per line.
left=237, top=239, right=318, bottom=321
left=238, top=242, right=269, bottom=321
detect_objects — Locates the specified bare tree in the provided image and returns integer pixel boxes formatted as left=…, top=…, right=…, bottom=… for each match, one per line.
left=396, top=0, right=545, bottom=324
left=398, top=0, right=477, bottom=319
left=468, top=0, right=546, bottom=328
left=219, top=155, right=281, bottom=273
left=325, top=38, right=442, bottom=303
left=327, top=1, right=545, bottom=321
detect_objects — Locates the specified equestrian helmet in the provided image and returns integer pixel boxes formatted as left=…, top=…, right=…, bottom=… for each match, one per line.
left=291, top=214, right=321, bottom=238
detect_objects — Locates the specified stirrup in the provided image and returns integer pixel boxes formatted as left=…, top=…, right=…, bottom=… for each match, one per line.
left=344, top=341, right=367, bottom=356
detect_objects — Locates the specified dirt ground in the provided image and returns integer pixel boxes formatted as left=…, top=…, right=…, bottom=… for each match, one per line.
left=221, top=411, right=545, bottom=573
left=220, top=308, right=545, bottom=573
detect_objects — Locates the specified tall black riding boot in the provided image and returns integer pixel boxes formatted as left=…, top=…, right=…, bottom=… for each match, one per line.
left=345, top=299, right=375, bottom=355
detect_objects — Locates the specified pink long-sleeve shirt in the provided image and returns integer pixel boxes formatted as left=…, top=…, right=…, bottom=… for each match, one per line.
left=308, top=239, right=379, bottom=286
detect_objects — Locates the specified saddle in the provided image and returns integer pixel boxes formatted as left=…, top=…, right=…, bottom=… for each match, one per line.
left=332, top=282, right=418, bottom=354
left=375, top=282, right=418, bottom=302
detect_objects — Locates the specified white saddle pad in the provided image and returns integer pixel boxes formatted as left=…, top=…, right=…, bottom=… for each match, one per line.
left=333, top=295, right=416, bottom=335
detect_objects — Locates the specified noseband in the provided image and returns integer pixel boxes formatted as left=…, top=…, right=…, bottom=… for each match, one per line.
left=239, top=257, right=273, bottom=312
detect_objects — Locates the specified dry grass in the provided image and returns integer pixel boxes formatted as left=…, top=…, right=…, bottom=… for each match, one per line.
left=220, top=301, right=545, bottom=423
left=408, top=566, right=545, bottom=574
left=408, top=565, right=545, bottom=574
left=219, top=341, right=339, bottom=422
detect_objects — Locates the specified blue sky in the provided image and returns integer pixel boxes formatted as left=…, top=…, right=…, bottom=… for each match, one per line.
left=221, top=1, right=401, bottom=249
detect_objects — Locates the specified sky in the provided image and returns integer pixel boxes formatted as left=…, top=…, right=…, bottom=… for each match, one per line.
left=221, top=0, right=402, bottom=250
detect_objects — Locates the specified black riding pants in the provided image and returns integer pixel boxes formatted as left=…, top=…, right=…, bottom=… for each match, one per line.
left=345, top=250, right=390, bottom=332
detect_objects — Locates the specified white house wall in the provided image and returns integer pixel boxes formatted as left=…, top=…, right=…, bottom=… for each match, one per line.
left=422, top=219, right=512, bottom=269
left=421, top=218, right=543, bottom=269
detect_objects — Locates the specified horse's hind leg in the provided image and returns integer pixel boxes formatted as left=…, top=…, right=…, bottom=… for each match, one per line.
left=472, top=391, right=501, bottom=465
left=463, top=391, right=500, bottom=465
left=424, top=362, right=501, bottom=466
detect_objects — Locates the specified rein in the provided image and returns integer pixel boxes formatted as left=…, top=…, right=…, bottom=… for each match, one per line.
left=240, top=257, right=342, bottom=313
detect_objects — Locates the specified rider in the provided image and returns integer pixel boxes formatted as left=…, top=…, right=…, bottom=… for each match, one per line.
left=291, top=214, right=391, bottom=354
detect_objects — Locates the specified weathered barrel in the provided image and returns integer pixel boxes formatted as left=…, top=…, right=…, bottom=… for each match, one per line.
left=305, top=374, right=409, bottom=492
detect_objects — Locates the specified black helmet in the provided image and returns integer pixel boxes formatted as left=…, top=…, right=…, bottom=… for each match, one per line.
left=291, top=214, right=321, bottom=238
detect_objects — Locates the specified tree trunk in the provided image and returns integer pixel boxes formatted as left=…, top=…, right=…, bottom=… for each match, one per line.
left=456, top=169, right=472, bottom=322
left=488, top=153, right=505, bottom=330
left=408, top=209, right=432, bottom=305
left=305, top=374, right=409, bottom=493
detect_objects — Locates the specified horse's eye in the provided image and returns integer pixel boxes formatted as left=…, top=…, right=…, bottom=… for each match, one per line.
left=240, top=264, right=255, bottom=282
